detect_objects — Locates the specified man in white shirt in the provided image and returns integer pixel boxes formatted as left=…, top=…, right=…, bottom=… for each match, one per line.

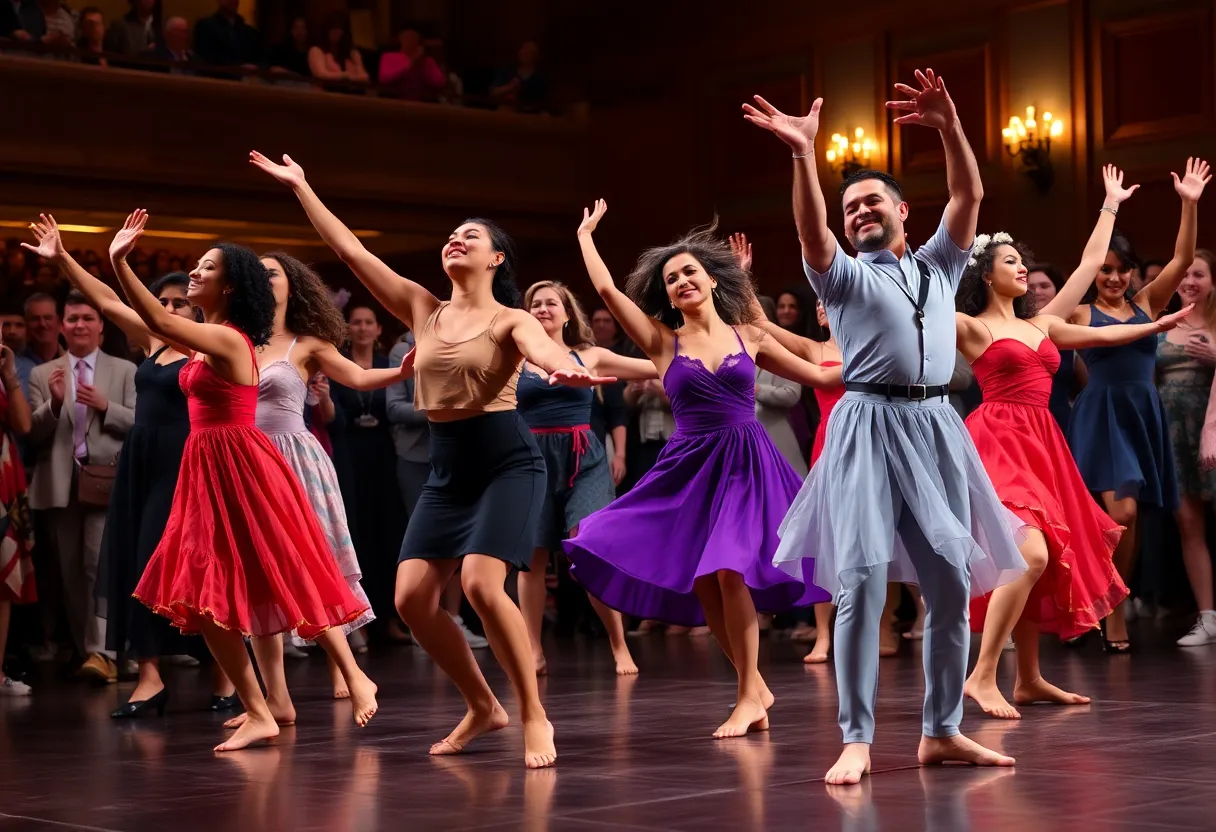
left=27, top=291, right=136, bottom=683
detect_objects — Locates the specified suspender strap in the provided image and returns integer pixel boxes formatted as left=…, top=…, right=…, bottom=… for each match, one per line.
left=913, top=259, right=931, bottom=380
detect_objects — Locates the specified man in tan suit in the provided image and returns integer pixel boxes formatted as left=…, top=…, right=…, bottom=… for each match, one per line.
left=27, top=291, right=136, bottom=683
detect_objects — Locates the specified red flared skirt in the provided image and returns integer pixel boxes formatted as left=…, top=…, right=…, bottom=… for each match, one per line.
left=134, top=425, right=367, bottom=639
left=966, top=401, right=1128, bottom=641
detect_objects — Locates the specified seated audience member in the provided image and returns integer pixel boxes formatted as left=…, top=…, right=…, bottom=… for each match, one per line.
left=36, top=0, right=73, bottom=50
left=103, top=0, right=157, bottom=57
left=490, top=40, right=549, bottom=113
left=0, top=0, right=43, bottom=41
left=308, top=12, right=367, bottom=85
left=193, top=0, right=260, bottom=70
left=379, top=26, right=445, bottom=101
left=142, top=16, right=193, bottom=74
left=76, top=6, right=106, bottom=66
left=267, top=15, right=309, bottom=77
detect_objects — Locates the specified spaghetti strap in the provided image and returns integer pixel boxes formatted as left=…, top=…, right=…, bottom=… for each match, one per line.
left=571, top=350, right=585, bottom=368
left=284, top=337, right=299, bottom=362
left=976, top=317, right=996, bottom=345
left=731, top=327, right=746, bottom=352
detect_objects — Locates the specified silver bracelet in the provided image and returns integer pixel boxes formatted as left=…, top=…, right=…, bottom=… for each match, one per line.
left=792, top=153, right=809, bottom=159
left=1100, top=205, right=1118, bottom=216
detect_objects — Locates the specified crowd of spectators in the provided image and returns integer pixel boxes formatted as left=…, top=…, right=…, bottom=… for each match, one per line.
left=1, top=0, right=552, bottom=112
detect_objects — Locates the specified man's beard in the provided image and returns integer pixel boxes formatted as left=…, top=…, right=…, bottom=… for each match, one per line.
left=850, top=219, right=895, bottom=253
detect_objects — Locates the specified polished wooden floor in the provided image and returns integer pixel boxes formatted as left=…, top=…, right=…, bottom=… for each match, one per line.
left=2, top=623, right=1215, bottom=831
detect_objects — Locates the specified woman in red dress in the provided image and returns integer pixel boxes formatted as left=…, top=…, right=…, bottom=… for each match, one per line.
left=0, top=344, right=35, bottom=696
left=34, top=211, right=372, bottom=751
left=956, top=164, right=1197, bottom=718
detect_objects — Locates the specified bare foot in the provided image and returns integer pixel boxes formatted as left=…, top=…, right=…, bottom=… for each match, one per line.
left=825, top=743, right=871, bottom=785
left=918, top=733, right=1016, bottom=767
left=214, top=712, right=279, bottom=752
left=429, top=702, right=510, bottom=756
left=346, top=671, right=379, bottom=727
left=790, top=623, right=817, bottom=643
left=329, top=660, right=349, bottom=700
left=224, top=698, right=296, bottom=730
left=613, top=647, right=639, bottom=676
left=714, top=695, right=768, bottom=739
left=1013, top=675, right=1091, bottom=707
left=964, top=676, right=1021, bottom=720
left=524, top=718, right=557, bottom=769
left=879, top=624, right=899, bottom=658
left=804, top=638, right=830, bottom=664
left=688, top=626, right=712, bottom=636
left=760, top=681, right=775, bottom=711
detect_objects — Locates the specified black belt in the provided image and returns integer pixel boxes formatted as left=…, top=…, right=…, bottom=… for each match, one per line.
left=845, top=382, right=949, bottom=401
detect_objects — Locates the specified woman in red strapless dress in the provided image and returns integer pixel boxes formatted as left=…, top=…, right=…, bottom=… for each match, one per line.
left=955, top=172, right=1192, bottom=719
left=85, top=210, right=373, bottom=752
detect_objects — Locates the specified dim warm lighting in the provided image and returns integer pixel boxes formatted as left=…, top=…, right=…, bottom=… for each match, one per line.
left=826, top=128, right=876, bottom=177
left=0, top=221, right=111, bottom=234
left=1003, top=105, right=1063, bottom=192
left=139, top=230, right=221, bottom=241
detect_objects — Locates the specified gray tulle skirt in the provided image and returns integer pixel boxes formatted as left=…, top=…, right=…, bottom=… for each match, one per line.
left=773, top=392, right=1027, bottom=600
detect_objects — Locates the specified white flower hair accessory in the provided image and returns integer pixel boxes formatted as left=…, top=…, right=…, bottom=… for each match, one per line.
left=966, top=231, right=1014, bottom=268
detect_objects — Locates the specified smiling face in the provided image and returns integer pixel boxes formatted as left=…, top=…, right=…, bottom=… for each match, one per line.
left=1096, top=250, right=1133, bottom=305
left=187, top=248, right=227, bottom=312
left=1178, top=256, right=1214, bottom=310
left=261, top=257, right=290, bottom=312
left=776, top=292, right=801, bottom=328
left=985, top=244, right=1029, bottom=300
left=347, top=306, right=381, bottom=349
left=662, top=252, right=716, bottom=313
left=1027, top=269, right=1058, bottom=308
left=442, top=222, right=501, bottom=280
left=841, top=179, right=908, bottom=253
left=529, top=287, right=567, bottom=335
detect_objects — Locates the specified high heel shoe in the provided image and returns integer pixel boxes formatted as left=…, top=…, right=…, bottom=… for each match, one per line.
left=111, top=688, right=169, bottom=719
left=210, top=693, right=240, bottom=712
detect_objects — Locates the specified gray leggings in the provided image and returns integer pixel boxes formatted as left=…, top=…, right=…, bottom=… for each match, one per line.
left=833, top=508, right=971, bottom=744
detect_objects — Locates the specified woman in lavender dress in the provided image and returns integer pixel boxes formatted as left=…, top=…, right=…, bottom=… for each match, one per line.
left=223, top=252, right=407, bottom=730
left=565, top=201, right=837, bottom=738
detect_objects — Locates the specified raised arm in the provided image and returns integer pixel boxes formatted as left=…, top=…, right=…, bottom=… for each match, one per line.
left=742, top=96, right=836, bottom=272
left=1136, top=157, right=1210, bottom=317
left=250, top=151, right=440, bottom=330
left=578, top=346, right=658, bottom=381
left=309, top=340, right=413, bottom=391
left=1041, top=305, right=1192, bottom=350
left=0, top=347, right=31, bottom=437
left=108, top=211, right=250, bottom=374
left=754, top=329, right=842, bottom=389
left=1040, top=164, right=1139, bottom=319
left=22, top=214, right=156, bottom=354
left=505, top=310, right=616, bottom=388
left=888, top=69, right=980, bottom=249
left=576, top=200, right=668, bottom=359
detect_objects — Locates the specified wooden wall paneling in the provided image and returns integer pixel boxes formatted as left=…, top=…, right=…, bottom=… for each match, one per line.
left=1094, top=4, right=1216, bottom=147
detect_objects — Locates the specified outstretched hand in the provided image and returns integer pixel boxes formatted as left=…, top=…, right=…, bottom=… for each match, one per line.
left=398, top=347, right=416, bottom=379
left=1173, top=157, right=1212, bottom=203
left=109, top=209, right=149, bottom=263
left=886, top=69, right=958, bottom=131
left=729, top=233, right=753, bottom=272
left=1102, top=164, right=1139, bottom=205
left=548, top=367, right=617, bottom=388
left=21, top=213, right=66, bottom=261
left=1157, top=304, right=1196, bottom=332
left=250, top=150, right=307, bottom=189
left=577, top=199, right=607, bottom=237
left=742, top=96, right=822, bottom=154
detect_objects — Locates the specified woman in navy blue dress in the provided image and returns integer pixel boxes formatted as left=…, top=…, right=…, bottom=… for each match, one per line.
left=1067, top=157, right=1211, bottom=651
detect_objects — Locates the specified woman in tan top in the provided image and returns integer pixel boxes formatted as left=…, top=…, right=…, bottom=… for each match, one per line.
left=252, top=151, right=608, bottom=770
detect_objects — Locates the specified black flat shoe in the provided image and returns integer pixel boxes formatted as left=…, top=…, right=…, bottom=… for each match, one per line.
left=210, top=693, right=240, bottom=712
left=111, top=688, right=169, bottom=719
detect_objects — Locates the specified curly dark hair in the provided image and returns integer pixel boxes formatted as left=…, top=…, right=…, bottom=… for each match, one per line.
left=623, top=221, right=756, bottom=329
left=957, top=238, right=1038, bottom=318
left=461, top=218, right=521, bottom=308
left=1082, top=229, right=1140, bottom=304
left=261, top=251, right=347, bottom=347
left=214, top=243, right=275, bottom=347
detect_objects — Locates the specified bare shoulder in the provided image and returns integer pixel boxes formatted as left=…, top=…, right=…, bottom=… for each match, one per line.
left=738, top=322, right=769, bottom=345
left=1069, top=304, right=1093, bottom=326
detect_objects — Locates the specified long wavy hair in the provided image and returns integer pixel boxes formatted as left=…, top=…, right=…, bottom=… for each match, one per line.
left=262, top=251, right=347, bottom=346
left=461, top=217, right=521, bottom=308
left=1193, top=248, right=1216, bottom=334
left=524, top=280, right=594, bottom=348
left=957, top=238, right=1038, bottom=319
left=1082, top=229, right=1140, bottom=305
left=215, top=244, right=275, bottom=346
left=624, top=221, right=756, bottom=329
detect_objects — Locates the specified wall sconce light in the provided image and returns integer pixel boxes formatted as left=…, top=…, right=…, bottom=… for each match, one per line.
left=826, top=128, right=876, bottom=177
left=1002, top=105, right=1064, bottom=193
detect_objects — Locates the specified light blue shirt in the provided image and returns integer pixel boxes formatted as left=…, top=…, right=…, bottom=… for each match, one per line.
left=803, top=218, right=972, bottom=387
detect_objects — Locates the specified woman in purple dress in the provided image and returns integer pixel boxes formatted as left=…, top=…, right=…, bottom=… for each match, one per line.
left=565, top=200, right=837, bottom=738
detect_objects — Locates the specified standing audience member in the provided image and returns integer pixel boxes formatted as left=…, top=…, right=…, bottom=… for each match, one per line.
left=1027, top=262, right=1088, bottom=431
left=0, top=0, right=44, bottom=41
left=754, top=296, right=807, bottom=476
left=16, top=293, right=62, bottom=397
left=491, top=41, right=548, bottom=114
left=76, top=6, right=107, bottom=66
left=1, top=312, right=26, bottom=355
left=104, top=0, right=157, bottom=57
left=143, top=15, right=192, bottom=72
left=26, top=291, right=136, bottom=683
left=36, top=0, right=74, bottom=50
left=0, top=343, right=34, bottom=696
left=267, top=15, right=309, bottom=77
left=192, top=0, right=260, bottom=70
